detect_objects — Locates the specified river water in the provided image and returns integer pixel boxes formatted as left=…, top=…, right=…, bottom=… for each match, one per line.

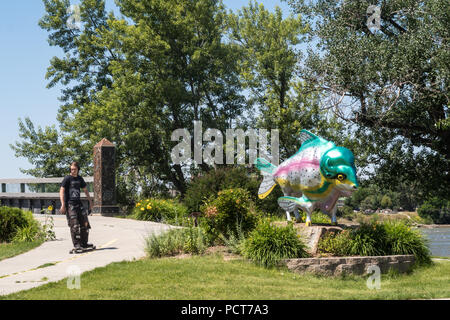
left=419, top=227, right=450, bottom=257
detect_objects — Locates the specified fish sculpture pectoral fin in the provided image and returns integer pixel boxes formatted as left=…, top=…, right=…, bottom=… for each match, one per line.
left=278, top=197, right=299, bottom=212
left=278, top=196, right=315, bottom=213
left=277, top=196, right=312, bottom=212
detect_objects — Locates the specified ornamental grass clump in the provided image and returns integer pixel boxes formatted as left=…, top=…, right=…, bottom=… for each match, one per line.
left=383, top=221, right=432, bottom=265
left=145, top=226, right=209, bottom=258
left=242, top=220, right=309, bottom=268
left=349, top=222, right=389, bottom=256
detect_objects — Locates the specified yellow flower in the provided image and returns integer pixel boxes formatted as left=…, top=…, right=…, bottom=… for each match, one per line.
left=140, top=207, right=145, bottom=211
left=48, top=205, right=53, bottom=211
left=147, top=205, right=152, bottom=210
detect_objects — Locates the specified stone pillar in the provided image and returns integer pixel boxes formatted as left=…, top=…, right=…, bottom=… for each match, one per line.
left=92, top=138, right=120, bottom=216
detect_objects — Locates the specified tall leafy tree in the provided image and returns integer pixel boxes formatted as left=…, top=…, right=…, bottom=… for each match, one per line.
left=287, top=0, right=450, bottom=199
left=227, top=1, right=344, bottom=160
left=12, top=0, right=247, bottom=197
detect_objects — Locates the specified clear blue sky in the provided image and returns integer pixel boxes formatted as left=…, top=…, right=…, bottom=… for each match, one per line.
left=0, top=0, right=292, bottom=178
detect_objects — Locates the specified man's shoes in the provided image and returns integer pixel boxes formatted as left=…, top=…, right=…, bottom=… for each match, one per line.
left=81, top=243, right=96, bottom=251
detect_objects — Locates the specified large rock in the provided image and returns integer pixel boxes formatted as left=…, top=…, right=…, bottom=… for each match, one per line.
left=283, top=255, right=416, bottom=276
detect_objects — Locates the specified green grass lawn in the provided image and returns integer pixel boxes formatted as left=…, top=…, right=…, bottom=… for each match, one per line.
left=0, top=240, right=44, bottom=262
left=2, top=254, right=449, bottom=300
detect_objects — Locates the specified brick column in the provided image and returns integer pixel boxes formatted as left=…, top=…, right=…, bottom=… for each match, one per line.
left=92, top=138, right=120, bottom=216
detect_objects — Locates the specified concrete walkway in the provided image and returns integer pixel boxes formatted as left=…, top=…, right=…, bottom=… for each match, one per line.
left=0, top=214, right=176, bottom=296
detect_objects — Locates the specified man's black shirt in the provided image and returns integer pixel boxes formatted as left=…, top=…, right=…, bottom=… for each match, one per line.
left=61, top=175, right=87, bottom=205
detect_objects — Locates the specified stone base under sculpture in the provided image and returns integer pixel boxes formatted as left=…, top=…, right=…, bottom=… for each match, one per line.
left=282, top=255, right=415, bottom=276
left=92, top=205, right=120, bottom=216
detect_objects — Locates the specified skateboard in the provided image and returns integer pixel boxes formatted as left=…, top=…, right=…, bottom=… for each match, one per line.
left=69, top=245, right=96, bottom=254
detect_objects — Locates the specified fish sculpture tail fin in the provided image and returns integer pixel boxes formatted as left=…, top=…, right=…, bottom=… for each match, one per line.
left=255, top=158, right=277, bottom=199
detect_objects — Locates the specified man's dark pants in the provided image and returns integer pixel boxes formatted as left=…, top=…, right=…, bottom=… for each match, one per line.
left=66, top=202, right=91, bottom=248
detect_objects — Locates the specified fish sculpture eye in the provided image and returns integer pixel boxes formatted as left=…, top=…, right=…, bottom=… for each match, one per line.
left=336, top=174, right=346, bottom=181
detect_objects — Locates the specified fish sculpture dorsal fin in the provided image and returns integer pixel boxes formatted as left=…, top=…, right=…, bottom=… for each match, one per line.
left=299, top=129, right=320, bottom=146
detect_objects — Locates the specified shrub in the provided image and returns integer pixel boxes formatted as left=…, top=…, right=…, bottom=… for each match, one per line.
left=12, top=210, right=41, bottom=243
left=200, top=188, right=258, bottom=242
left=380, top=195, right=393, bottom=209
left=134, top=198, right=189, bottom=225
left=0, top=207, right=53, bottom=243
left=145, top=226, right=209, bottom=258
left=417, top=198, right=450, bottom=224
left=336, top=205, right=354, bottom=218
left=0, top=207, right=31, bottom=242
left=242, top=220, right=309, bottom=267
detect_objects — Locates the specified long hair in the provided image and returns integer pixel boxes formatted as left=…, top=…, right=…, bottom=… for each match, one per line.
left=71, top=161, right=80, bottom=172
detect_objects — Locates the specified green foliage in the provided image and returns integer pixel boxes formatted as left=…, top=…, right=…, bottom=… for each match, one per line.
left=242, top=220, right=309, bottom=267
left=227, top=1, right=344, bottom=159
left=184, top=166, right=283, bottom=215
left=218, top=221, right=247, bottom=255
left=383, top=221, right=431, bottom=265
left=360, top=195, right=380, bottom=211
left=133, top=198, right=189, bottom=225
left=417, top=198, right=450, bottom=224
left=10, top=118, right=88, bottom=177
left=11, top=210, right=42, bottom=243
left=299, top=210, right=331, bottom=224
left=336, top=205, right=354, bottom=218
left=345, top=183, right=423, bottom=212
left=145, top=226, right=209, bottom=258
left=38, top=215, right=57, bottom=242
left=350, top=222, right=389, bottom=256
left=200, top=188, right=258, bottom=242
left=318, top=230, right=353, bottom=256
left=15, top=0, right=250, bottom=198
left=0, top=207, right=29, bottom=242
left=287, top=0, right=450, bottom=199
left=318, top=221, right=432, bottom=265
left=381, top=195, right=393, bottom=209
left=0, top=207, right=55, bottom=243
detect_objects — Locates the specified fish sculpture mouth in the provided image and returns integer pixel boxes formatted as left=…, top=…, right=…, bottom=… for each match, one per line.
left=335, top=181, right=358, bottom=196
left=338, top=189, right=355, bottom=197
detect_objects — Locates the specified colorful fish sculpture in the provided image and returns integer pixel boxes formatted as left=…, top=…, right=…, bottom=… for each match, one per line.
left=255, top=129, right=358, bottom=226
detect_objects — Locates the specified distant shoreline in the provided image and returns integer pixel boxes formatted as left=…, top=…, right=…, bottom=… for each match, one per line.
left=416, top=224, right=450, bottom=229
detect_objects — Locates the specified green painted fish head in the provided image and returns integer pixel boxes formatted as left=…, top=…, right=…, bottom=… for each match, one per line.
left=320, top=146, right=358, bottom=191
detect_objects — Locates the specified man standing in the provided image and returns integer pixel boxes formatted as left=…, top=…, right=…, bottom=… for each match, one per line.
left=60, top=161, right=94, bottom=253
